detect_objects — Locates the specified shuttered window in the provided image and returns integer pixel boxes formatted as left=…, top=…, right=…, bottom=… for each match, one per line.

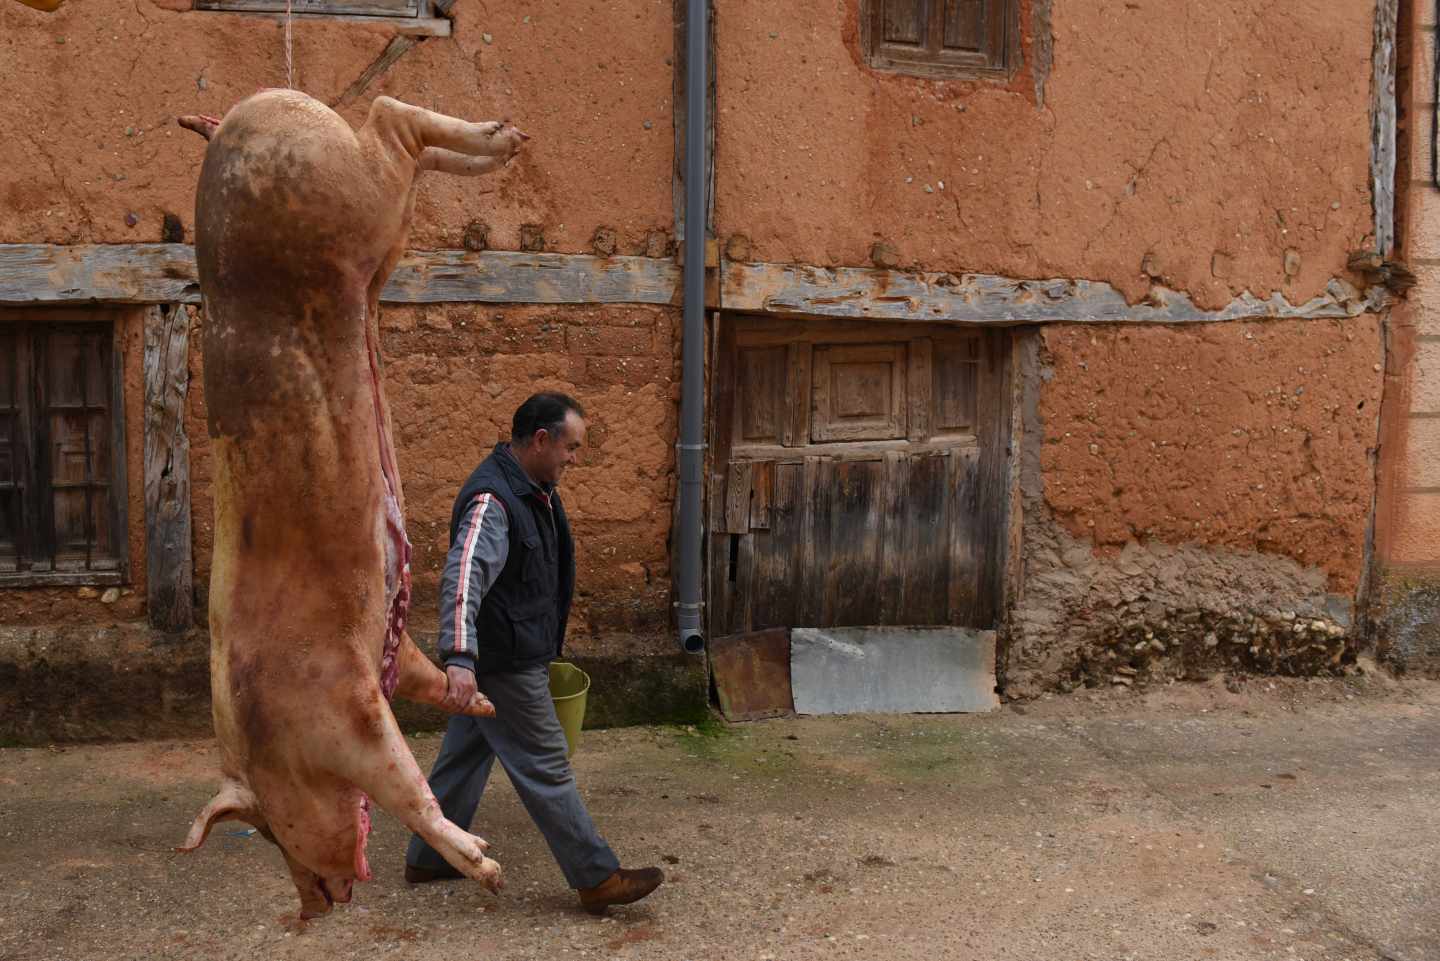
left=864, top=0, right=1014, bottom=77
left=0, top=320, right=127, bottom=584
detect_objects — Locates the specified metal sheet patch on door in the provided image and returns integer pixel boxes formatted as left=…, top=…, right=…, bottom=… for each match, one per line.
left=790, top=626, right=998, bottom=715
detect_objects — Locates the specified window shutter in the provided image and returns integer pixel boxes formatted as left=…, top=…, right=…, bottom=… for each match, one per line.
left=866, top=0, right=1012, bottom=77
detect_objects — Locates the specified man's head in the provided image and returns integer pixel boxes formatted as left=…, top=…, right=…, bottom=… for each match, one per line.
left=509, top=392, right=586, bottom=487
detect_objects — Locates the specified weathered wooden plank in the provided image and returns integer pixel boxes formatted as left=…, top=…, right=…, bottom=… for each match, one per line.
left=797, top=456, right=822, bottom=626
left=196, top=0, right=419, bottom=17
left=0, top=245, right=201, bottom=306
left=143, top=305, right=192, bottom=632
left=0, top=571, right=122, bottom=588
left=733, top=527, right=756, bottom=633
left=706, top=520, right=732, bottom=636
left=383, top=251, right=682, bottom=304
left=5, top=245, right=1390, bottom=321
left=749, top=460, right=773, bottom=530
left=828, top=458, right=884, bottom=626
left=883, top=0, right=925, bottom=44
left=108, top=322, right=129, bottom=582
left=333, top=35, right=420, bottom=109
left=728, top=437, right=976, bottom=463
left=877, top=450, right=906, bottom=624
left=907, top=336, right=932, bottom=441
left=752, top=461, right=799, bottom=629
left=0, top=245, right=680, bottom=307
left=972, top=331, right=1012, bottom=628
left=722, top=461, right=753, bottom=535
left=735, top=346, right=787, bottom=445
left=722, top=261, right=1390, bottom=324
left=946, top=447, right=982, bottom=625
left=1371, top=0, right=1399, bottom=255
left=901, top=450, right=951, bottom=624
left=782, top=342, right=812, bottom=447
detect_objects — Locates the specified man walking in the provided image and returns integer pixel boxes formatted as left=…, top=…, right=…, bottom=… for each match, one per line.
left=404, top=392, right=664, bottom=914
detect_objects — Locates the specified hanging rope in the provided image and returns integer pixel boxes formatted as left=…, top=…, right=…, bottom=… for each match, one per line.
left=285, top=0, right=294, bottom=89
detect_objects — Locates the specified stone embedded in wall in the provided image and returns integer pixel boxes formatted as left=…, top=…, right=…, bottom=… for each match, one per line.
left=644, top=229, right=673, bottom=259
left=1006, top=321, right=1376, bottom=696
left=725, top=234, right=752, bottom=263
left=1007, top=518, right=1356, bottom=698
left=462, top=221, right=489, bottom=252
left=519, top=224, right=547, bottom=252
left=591, top=227, right=618, bottom=257
left=870, top=242, right=901, bottom=269
left=1284, top=248, right=1301, bottom=279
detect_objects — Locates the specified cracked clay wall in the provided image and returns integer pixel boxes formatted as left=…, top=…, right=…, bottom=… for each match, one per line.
left=376, top=304, right=681, bottom=653
left=1006, top=320, right=1384, bottom=697
left=0, top=0, right=1401, bottom=701
left=0, top=0, right=674, bottom=253
left=715, top=0, right=1375, bottom=310
left=0, top=0, right=681, bottom=662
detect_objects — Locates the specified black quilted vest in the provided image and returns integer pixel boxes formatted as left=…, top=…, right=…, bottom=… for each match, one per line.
left=448, top=443, right=575, bottom=673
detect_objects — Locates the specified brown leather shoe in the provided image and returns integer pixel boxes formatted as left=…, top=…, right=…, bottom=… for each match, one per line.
left=404, top=863, right=465, bottom=884
left=577, top=867, right=665, bottom=915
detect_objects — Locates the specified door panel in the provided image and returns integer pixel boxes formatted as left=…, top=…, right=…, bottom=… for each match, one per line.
left=811, top=344, right=907, bottom=442
left=710, top=317, right=1010, bottom=636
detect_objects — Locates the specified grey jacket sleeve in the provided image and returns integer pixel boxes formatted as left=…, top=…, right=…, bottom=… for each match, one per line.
left=436, top=492, right=510, bottom=673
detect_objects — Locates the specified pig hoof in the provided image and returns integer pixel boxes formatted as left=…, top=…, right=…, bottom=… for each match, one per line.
left=474, top=857, right=503, bottom=894
left=462, top=694, right=497, bottom=717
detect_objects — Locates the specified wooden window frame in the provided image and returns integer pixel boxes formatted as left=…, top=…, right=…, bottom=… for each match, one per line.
left=0, top=312, right=129, bottom=588
left=861, top=0, right=1018, bottom=79
left=191, top=0, right=453, bottom=35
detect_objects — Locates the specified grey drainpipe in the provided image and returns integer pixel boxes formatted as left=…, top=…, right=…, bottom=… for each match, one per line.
left=674, top=0, right=709, bottom=654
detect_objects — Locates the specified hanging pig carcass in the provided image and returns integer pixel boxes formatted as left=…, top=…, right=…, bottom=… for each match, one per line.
left=176, top=90, right=526, bottom=919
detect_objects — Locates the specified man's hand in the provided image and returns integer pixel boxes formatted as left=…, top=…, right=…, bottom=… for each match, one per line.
left=442, top=664, right=478, bottom=714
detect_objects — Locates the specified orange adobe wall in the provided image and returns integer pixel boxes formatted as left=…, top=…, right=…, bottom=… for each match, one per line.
left=715, top=0, right=1375, bottom=311
left=0, top=0, right=674, bottom=254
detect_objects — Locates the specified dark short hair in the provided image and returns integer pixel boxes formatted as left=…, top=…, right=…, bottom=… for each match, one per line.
left=511, top=392, right=585, bottom=445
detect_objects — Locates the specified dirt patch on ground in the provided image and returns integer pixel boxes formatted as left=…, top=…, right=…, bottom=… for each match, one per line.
left=1, top=678, right=1437, bottom=961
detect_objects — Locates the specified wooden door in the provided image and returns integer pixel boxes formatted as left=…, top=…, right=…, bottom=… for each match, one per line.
left=708, top=316, right=1010, bottom=636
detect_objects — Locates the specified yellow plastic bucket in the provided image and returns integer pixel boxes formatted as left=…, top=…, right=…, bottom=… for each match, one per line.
left=548, top=661, right=590, bottom=758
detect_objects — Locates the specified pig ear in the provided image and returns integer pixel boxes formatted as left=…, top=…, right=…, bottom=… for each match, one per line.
left=177, top=780, right=261, bottom=852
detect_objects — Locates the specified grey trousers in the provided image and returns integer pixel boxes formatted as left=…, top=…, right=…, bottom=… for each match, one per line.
left=405, top=663, right=620, bottom=889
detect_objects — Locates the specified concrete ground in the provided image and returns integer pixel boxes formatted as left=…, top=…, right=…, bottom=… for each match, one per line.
left=1, top=672, right=1437, bottom=961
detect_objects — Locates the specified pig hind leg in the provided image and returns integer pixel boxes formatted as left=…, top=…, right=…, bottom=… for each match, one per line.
left=326, top=691, right=503, bottom=892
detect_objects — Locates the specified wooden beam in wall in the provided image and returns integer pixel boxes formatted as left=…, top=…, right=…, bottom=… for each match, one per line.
left=0, top=243, right=1390, bottom=322
left=0, top=244, right=202, bottom=306
left=721, top=261, right=1390, bottom=324
left=142, top=304, right=193, bottom=633
left=1370, top=0, right=1399, bottom=256
left=382, top=250, right=682, bottom=305
left=0, top=245, right=682, bottom=308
